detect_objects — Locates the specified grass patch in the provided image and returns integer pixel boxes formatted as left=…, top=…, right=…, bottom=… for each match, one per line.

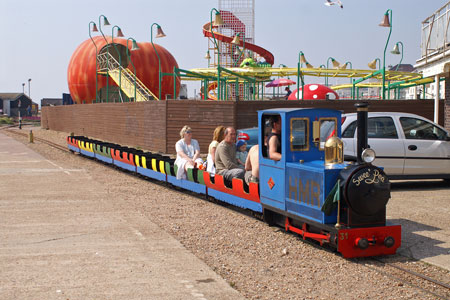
left=0, top=117, right=14, bottom=125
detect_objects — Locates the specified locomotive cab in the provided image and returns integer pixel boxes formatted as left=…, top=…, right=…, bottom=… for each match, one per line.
left=259, top=108, right=345, bottom=225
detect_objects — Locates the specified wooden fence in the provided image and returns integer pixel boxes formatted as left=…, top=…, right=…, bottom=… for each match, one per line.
left=41, top=99, right=446, bottom=154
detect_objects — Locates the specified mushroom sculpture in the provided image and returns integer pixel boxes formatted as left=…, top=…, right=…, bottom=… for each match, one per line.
left=288, top=84, right=339, bottom=100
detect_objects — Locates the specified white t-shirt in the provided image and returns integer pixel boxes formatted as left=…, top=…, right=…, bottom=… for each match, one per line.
left=175, top=139, right=200, bottom=159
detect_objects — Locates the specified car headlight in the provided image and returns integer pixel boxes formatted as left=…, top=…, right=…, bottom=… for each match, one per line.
left=361, top=148, right=376, bottom=163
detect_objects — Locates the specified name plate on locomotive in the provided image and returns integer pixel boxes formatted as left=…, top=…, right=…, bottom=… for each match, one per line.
left=352, top=168, right=387, bottom=187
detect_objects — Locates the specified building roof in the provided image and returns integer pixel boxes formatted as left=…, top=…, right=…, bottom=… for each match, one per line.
left=41, top=98, right=62, bottom=103
left=0, top=93, right=30, bottom=101
left=388, top=64, right=416, bottom=72
left=41, top=98, right=63, bottom=101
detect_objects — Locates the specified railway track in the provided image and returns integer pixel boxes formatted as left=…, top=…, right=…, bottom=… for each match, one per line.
left=2, top=127, right=70, bottom=153
left=359, top=257, right=450, bottom=300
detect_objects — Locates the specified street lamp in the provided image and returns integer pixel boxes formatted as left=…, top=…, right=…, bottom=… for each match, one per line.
left=150, top=22, right=166, bottom=100
left=205, top=50, right=211, bottom=67
left=111, top=25, right=124, bottom=101
left=297, top=51, right=307, bottom=100
left=28, top=78, right=31, bottom=98
left=210, top=8, right=224, bottom=100
left=98, top=15, right=111, bottom=102
left=367, top=58, right=381, bottom=70
left=326, top=57, right=340, bottom=86
left=339, top=61, right=352, bottom=69
left=98, top=14, right=110, bottom=43
left=126, top=37, right=140, bottom=102
left=232, top=32, right=246, bottom=67
left=379, top=9, right=393, bottom=100
left=390, top=41, right=404, bottom=71
left=88, top=21, right=99, bottom=102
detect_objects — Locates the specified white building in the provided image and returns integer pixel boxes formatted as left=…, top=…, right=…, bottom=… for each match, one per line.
left=414, top=2, right=450, bottom=127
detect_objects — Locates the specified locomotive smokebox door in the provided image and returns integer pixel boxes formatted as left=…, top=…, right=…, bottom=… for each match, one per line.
left=340, top=164, right=391, bottom=227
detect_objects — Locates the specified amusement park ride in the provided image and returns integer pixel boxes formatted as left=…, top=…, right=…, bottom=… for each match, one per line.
left=67, top=3, right=434, bottom=105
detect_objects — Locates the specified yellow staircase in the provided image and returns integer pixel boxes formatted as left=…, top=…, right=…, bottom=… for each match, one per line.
left=97, top=52, right=159, bottom=101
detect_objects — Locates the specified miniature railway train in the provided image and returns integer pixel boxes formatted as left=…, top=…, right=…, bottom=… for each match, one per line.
left=66, top=104, right=401, bottom=258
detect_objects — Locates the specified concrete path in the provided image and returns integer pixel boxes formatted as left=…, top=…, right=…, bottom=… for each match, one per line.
left=388, top=179, right=450, bottom=272
left=0, top=132, right=245, bottom=300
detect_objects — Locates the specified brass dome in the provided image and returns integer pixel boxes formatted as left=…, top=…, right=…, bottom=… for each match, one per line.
left=324, top=137, right=344, bottom=165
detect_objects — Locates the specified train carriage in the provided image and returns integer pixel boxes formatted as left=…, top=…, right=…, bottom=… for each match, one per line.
left=67, top=103, right=401, bottom=258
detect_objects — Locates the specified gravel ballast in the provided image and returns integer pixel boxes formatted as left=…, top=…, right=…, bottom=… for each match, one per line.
left=5, top=127, right=450, bottom=300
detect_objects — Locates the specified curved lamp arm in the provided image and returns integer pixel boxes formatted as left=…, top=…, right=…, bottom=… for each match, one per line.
left=151, top=22, right=166, bottom=100
left=88, top=21, right=99, bottom=102
left=126, top=38, right=139, bottom=101
left=391, top=41, right=404, bottom=71
left=380, top=9, right=393, bottom=99
left=210, top=8, right=223, bottom=100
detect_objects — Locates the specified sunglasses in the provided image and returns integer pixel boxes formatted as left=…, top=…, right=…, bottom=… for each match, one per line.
left=185, top=130, right=192, bottom=134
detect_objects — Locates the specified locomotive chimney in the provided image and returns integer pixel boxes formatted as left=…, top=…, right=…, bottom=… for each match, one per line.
left=355, top=102, right=369, bottom=164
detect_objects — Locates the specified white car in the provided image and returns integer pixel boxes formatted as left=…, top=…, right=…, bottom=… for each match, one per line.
left=341, top=112, right=450, bottom=180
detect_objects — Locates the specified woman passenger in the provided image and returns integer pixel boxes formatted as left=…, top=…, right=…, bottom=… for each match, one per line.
left=206, top=125, right=226, bottom=174
left=175, top=125, right=203, bottom=179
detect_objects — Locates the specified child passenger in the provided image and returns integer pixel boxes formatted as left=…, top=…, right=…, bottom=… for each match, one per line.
left=236, top=140, right=248, bottom=167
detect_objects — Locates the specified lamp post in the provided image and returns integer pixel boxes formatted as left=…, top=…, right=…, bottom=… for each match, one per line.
left=390, top=41, right=404, bottom=71
left=28, top=78, right=31, bottom=98
left=366, top=58, right=381, bottom=99
left=326, top=57, right=339, bottom=86
left=205, top=50, right=211, bottom=67
left=150, top=22, right=166, bottom=100
left=126, top=37, right=140, bottom=101
left=297, top=51, right=306, bottom=100
left=368, top=58, right=381, bottom=70
left=210, top=8, right=224, bottom=100
left=341, top=62, right=353, bottom=89
left=341, top=61, right=352, bottom=69
left=379, top=9, right=393, bottom=100
left=391, top=41, right=404, bottom=99
left=111, top=25, right=124, bottom=102
left=88, top=21, right=99, bottom=102
left=98, top=15, right=110, bottom=102
left=232, top=32, right=246, bottom=67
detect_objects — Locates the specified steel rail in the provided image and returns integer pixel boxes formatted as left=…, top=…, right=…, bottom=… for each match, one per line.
left=3, top=128, right=70, bottom=153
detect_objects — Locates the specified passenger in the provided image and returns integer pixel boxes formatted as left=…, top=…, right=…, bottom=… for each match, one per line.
left=244, top=144, right=259, bottom=184
left=215, top=127, right=245, bottom=181
left=285, top=87, right=292, bottom=99
left=206, top=125, right=226, bottom=174
left=174, top=125, right=203, bottom=179
left=236, top=140, right=248, bottom=167
left=267, top=115, right=282, bottom=161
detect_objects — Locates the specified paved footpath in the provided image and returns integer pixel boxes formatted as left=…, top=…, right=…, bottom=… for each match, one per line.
left=0, top=132, right=245, bottom=300
left=388, top=179, right=450, bottom=272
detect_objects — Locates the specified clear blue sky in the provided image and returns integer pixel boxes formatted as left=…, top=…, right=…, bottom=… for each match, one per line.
left=0, top=0, right=446, bottom=103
